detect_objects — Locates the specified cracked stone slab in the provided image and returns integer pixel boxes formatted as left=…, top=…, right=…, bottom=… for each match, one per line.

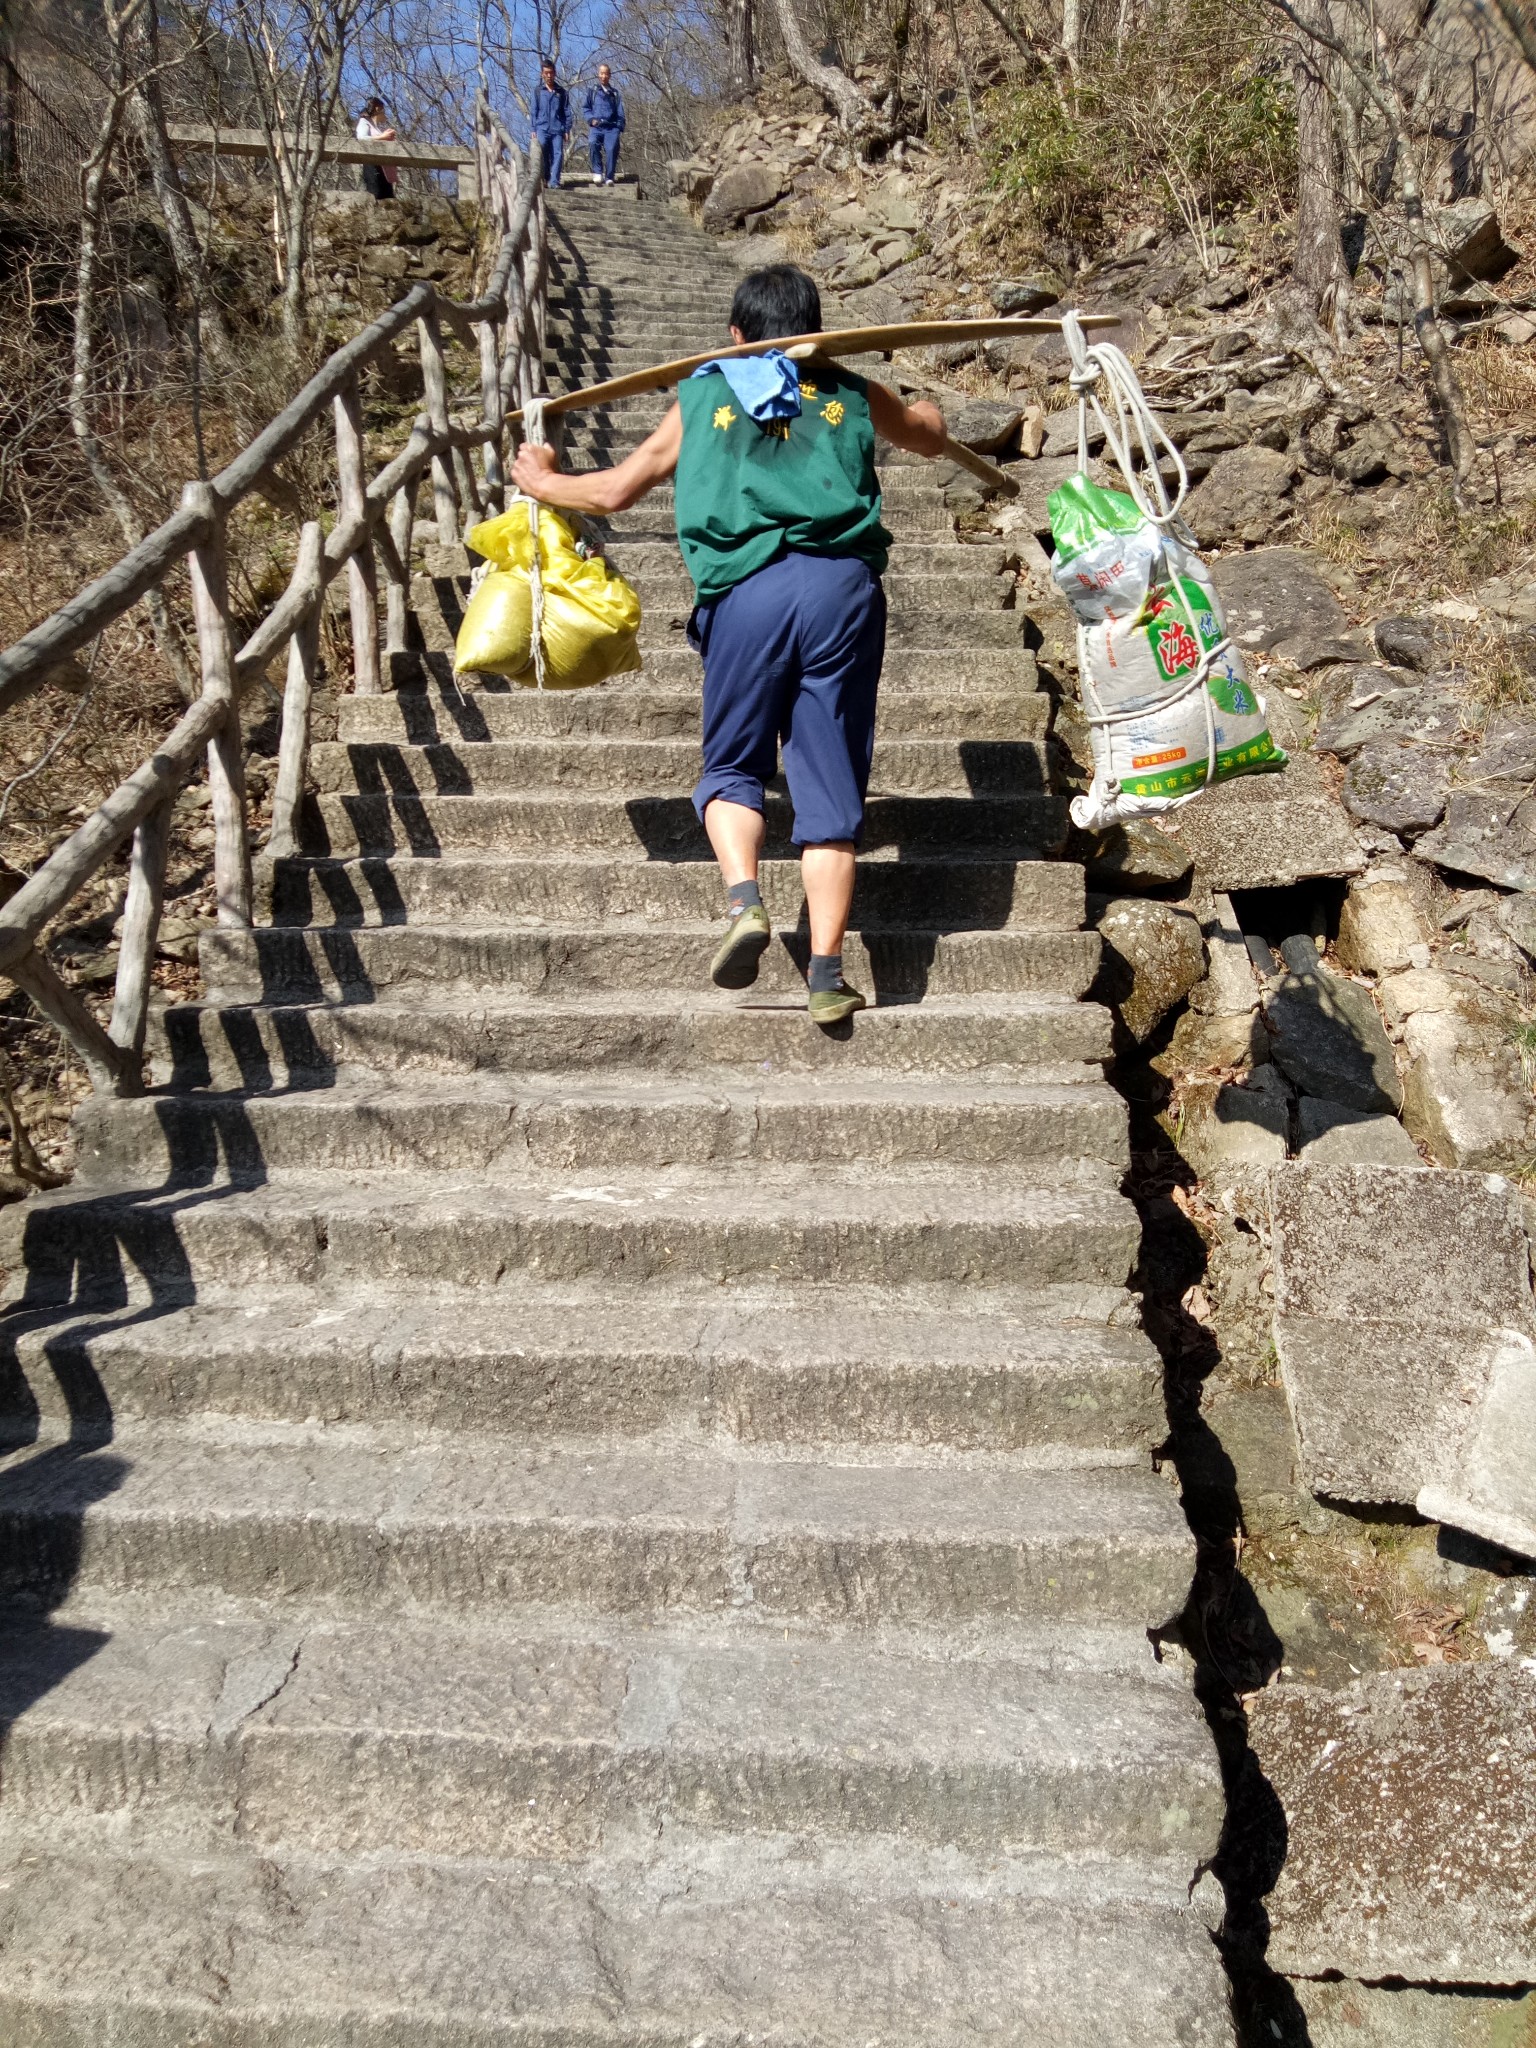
left=1271, top=1162, right=1536, bottom=1512
left=1251, top=1663, right=1536, bottom=1982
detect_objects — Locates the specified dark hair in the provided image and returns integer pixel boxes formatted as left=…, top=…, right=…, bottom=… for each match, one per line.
left=540, top=55, right=556, bottom=70
left=361, top=96, right=386, bottom=117
left=729, top=265, right=822, bottom=344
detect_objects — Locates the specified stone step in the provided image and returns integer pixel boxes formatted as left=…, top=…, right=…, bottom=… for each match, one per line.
left=153, top=990, right=1115, bottom=1091
left=310, top=735, right=1049, bottom=800
left=0, top=1418, right=1184, bottom=1622
left=14, top=1164, right=1137, bottom=1302
left=74, top=1070, right=1129, bottom=1182
left=263, top=854, right=1079, bottom=935
left=412, top=586, right=1030, bottom=653
left=426, top=541, right=1006, bottom=581
left=0, top=1830, right=1235, bottom=2046
left=384, top=644, right=1038, bottom=698
left=0, top=1604, right=1221, bottom=1863
left=5, top=1279, right=1157, bottom=1448
left=627, top=570, right=1013, bottom=612
left=301, top=790, right=1070, bottom=860
left=596, top=493, right=958, bottom=534
left=196, top=920, right=1100, bottom=1003
left=354, top=671, right=1041, bottom=742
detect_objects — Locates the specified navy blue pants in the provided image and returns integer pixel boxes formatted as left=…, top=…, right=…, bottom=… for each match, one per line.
left=536, top=131, right=565, bottom=185
left=589, top=128, right=620, bottom=179
left=689, top=553, right=886, bottom=848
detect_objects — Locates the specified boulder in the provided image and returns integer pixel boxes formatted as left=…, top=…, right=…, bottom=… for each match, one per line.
left=701, top=163, right=788, bottom=228
left=1263, top=948, right=1403, bottom=1114
left=1188, top=894, right=1260, bottom=1016
left=1159, top=749, right=1366, bottom=890
left=990, top=279, right=1058, bottom=316
left=1095, top=897, right=1206, bottom=1041
left=666, top=159, right=714, bottom=203
left=1296, top=1980, right=1536, bottom=2047
left=1333, top=420, right=1407, bottom=487
left=1186, top=445, right=1298, bottom=546
left=1335, top=872, right=1430, bottom=975
left=1270, top=1159, right=1535, bottom=1505
left=942, top=400, right=1022, bottom=455
left=1077, top=820, right=1193, bottom=894
left=1374, top=613, right=1439, bottom=671
left=1313, top=683, right=1464, bottom=761
left=1400, top=1000, right=1536, bottom=1171
left=1464, top=714, right=1536, bottom=783
left=1430, top=197, right=1522, bottom=283
left=1040, top=408, right=1106, bottom=460
left=1206, top=328, right=1252, bottom=364
left=1177, top=1074, right=1288, bottom=1177
left=1343, top=739, right=1452, bottom=836
left=1416, top=787, right=1536, bottom=890
left=1251, top=1664, right=1536, bottom=1983
left=1495, top=892, right=1536, bottom=960
left=1154, top=1007, right=1271, bottom=1075
left=1209, top=546, right=1368, bottom=669
left=1295, top=1096, right=1420, bottom=1165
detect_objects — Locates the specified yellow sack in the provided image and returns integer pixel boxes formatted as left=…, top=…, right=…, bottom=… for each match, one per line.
left=454, top=502, right=643, bottom=690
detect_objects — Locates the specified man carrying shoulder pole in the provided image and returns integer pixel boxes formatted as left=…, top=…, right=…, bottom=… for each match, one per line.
left=510, top=264, right=945, bottom=1028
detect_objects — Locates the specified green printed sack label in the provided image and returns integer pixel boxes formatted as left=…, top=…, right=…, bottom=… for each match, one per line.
left=1048, top=474, right=1286, bottom=829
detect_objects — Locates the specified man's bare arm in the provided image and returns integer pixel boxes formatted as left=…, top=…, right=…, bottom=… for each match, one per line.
left=509, top=403, right=682, bottom=514
left=867, top=382, right=947, bottom=458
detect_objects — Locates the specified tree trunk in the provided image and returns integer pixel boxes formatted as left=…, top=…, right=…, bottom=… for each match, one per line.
left=727, top=0, right=755, bottom=92
left=129, top=18, right=236, bottom=375
left=1061, top=0, right=1083, bottom=74
left=767, top=0, right=873, bottom=131
left=1291, top=0, right=1349, bottom=322
left=1402, top=171, right=1472, bottom=489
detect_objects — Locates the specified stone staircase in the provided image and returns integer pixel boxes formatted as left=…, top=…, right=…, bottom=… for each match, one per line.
left=0, top=187, right=1233, bottom=2043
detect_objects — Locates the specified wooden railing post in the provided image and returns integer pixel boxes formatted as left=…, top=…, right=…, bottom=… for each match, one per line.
left=181, top=480, right=251, bottom=930
left=108, top=797, right=172, bottom=1060
left=418, top=313, right=463, bottom=545
left=334, top=380, right=382, bottom=696
left=268, top=521, right=323, bottom=860
left=11, top=947, right=139, bottom=1097
left=386, top=482, right=416, bottom=656
left=479, top=319, right=506, bottom=511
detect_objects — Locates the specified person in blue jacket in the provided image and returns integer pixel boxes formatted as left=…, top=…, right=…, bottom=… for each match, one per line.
left=583, top=63, right=625, bottom=185
left=530, top=59, right=571, bottom=188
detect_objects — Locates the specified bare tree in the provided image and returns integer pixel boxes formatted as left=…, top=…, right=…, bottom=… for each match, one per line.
left=1290, top=0, right=1351, bottom=327
left=214, top=0, right=371, bottom=349
left=1264, top=0, right=1473, bottom=488
left=769, top=0, right=880, bottom=130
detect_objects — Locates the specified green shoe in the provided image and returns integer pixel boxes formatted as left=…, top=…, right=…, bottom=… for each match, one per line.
left=808, top=981, right=867, bottom=1027
left=710, top=902, right=772, bottom=989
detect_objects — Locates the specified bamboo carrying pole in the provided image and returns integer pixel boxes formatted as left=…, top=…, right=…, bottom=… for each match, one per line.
left=506, top=315, right=1121, bottom=498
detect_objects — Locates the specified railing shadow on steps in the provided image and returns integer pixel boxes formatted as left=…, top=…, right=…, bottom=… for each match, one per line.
left=0, top=99, right=551, bottom=1105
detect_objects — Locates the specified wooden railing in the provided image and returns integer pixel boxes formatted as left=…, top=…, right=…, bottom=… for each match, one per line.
left=0, top=100, right=548, bottom=1098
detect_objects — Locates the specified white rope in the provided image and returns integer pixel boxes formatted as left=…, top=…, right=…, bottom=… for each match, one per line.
left=1060, top=310, right=1228, bottom=800
left=1060, top=310, right=1194, bottom=541
left=516, top=394, right=550, bottom=692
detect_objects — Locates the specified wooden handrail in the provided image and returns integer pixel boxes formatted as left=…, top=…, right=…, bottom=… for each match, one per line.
left=0, top=114, right=549, bottom=1092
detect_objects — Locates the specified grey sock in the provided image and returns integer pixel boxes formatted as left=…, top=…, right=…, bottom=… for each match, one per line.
left=808, top=952, right=843, bottom=994
left=727, top=879, right=762, bottom=917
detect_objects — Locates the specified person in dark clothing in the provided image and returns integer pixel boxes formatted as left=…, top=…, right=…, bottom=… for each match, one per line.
left=530, top=60, right=572, bottom=188
left=582, top=63, right=624, bottom=185
left=510, top=264, right=946, bottom=1026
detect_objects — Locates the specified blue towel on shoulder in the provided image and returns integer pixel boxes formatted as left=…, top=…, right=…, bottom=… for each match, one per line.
left=690, top=350, right=802, bottom=423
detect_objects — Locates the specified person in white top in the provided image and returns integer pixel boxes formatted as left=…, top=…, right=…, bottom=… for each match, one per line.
left=356, top=98, right=397, bottom=201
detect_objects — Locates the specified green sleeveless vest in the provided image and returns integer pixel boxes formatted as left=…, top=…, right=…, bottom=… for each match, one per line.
left=674, top=363, right=891, bottom=603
